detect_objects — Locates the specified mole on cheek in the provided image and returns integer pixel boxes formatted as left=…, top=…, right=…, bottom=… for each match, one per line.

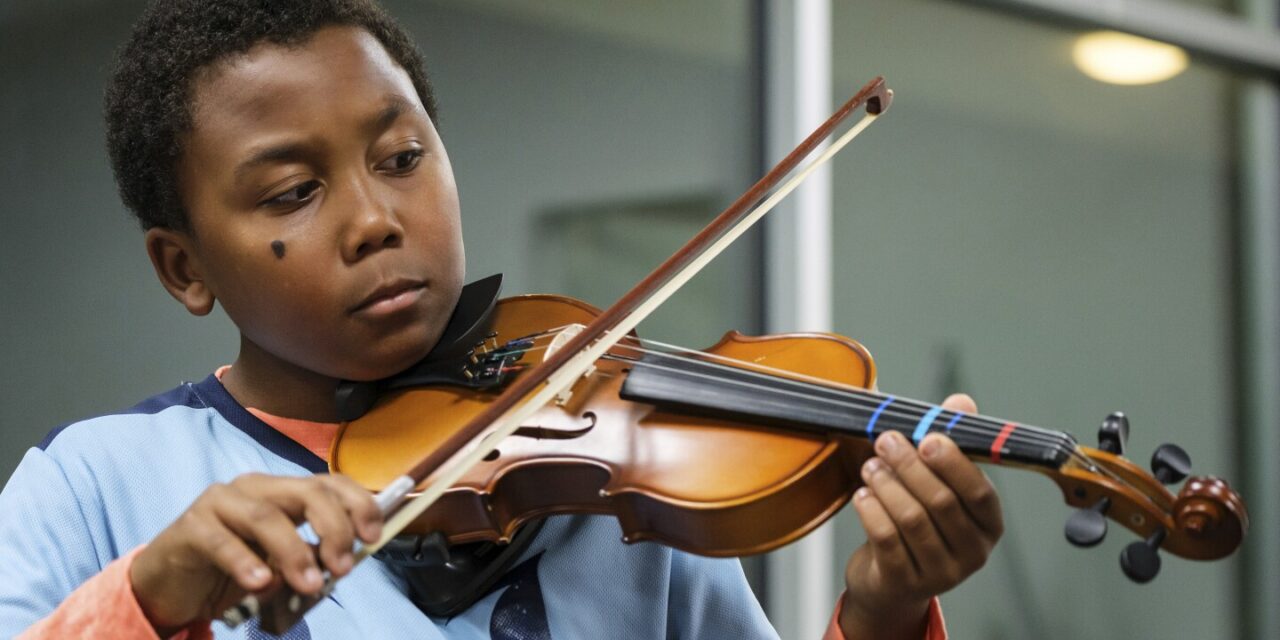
left=271, top=240, right=286, bottom=259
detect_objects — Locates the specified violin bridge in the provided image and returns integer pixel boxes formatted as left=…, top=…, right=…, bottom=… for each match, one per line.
left=555, top=388, right=574, bottom=406
left=545, top=323, right=587, bottom=360
left=545, top=323, right=593, bottom=405
left=554, top=364, right=597, bottom=406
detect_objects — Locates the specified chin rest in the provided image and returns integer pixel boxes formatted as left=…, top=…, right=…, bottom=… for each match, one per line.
left=335, top=274, right=504, bottom=422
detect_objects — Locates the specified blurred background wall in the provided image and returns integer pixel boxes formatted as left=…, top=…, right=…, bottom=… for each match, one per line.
left=1, top=0, right=1273, bottom=638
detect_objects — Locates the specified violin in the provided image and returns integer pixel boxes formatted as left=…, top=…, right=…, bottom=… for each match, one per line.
left=330, top=281, right=1247, bottom=566
left=224, top=77, right=1248, bottom=633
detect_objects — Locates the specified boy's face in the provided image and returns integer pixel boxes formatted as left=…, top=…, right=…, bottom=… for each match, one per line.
left=175, top=26, right=464, bottom=381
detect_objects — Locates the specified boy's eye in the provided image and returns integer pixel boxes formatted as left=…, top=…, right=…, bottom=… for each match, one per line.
left=264, top=180, right=321, bottom=207
left=380, top=148, right=425, bottom=174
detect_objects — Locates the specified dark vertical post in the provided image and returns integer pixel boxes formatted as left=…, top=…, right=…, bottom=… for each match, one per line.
left=1235, top=2, right=1280, bottom=637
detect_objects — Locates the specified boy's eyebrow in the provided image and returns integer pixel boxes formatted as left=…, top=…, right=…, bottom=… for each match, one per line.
left=233, top=96, right=418, bottom=185
left=235, top=143, right=310, bottom=184
left=369, top=96, right=412, bottom=134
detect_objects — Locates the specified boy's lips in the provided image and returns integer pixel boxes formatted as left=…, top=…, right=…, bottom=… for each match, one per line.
left=350, top=278, right=427, bottom=316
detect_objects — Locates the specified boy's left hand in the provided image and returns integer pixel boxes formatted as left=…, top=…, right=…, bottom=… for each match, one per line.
left=839, top=394, right=1003, bottom=640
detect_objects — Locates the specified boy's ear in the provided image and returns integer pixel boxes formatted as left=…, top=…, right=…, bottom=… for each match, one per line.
left=145, top=227, right=215, bottom=316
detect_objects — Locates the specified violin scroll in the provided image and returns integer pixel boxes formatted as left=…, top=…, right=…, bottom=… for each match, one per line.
left=1116, top=475, right=1247, bottom=583
left=1171, top=475, right=1247, bottom=558
left=1047, top=414, right=1246, bottom=582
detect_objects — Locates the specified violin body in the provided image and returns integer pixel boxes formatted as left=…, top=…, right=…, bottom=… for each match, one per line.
left=332, top=294, right=878, bottom=556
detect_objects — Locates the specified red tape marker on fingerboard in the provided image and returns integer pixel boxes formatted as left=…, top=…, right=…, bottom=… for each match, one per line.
left=990, top=423, right=1017, bottom=463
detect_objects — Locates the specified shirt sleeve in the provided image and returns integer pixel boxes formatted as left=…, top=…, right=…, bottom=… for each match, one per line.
left=16, top=546, right=212, bottom=640
left=822, top=594, right=947, bottom=640
left=0, top=447, right=209, bottom=640
left=0, top=446, right=106, bottom=635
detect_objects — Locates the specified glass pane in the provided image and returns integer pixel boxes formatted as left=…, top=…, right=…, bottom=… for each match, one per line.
left=830, top=0, right=1237, bottom=637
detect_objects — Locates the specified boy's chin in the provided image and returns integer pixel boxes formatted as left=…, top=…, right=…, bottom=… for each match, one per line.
left=340, top=338, right=439, bottom=382
left=325, top=307, right=454, bottom=382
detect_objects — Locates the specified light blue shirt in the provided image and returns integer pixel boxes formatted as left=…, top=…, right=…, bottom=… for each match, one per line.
left=0, top=376, right=778, bottom=639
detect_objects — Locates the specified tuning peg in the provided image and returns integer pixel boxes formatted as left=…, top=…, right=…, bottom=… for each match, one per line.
left=1065, top=496, right=1111, bottom=547
left=1097, top=412, right=1129, bottom=455
left=1151, top=443, right=1191, bottom=485
left=1120, top=527, right=1166, bottom=583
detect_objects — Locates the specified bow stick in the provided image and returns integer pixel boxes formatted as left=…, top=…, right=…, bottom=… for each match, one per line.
left=224, top=76, right=893, bottom=632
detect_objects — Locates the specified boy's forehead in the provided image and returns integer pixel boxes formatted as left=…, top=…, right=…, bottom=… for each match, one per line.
left=188, top=26, right=425, bottom=155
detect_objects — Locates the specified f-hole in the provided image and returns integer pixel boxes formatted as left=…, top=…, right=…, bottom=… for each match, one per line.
left=512, top=412, right=597, bottom=440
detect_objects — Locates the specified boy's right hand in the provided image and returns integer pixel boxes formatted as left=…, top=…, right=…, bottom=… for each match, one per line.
left=129, top=473, right=383, bottom=635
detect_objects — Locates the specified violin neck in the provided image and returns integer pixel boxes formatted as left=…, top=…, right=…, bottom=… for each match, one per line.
left=618, top=352, right=1075, bottom=469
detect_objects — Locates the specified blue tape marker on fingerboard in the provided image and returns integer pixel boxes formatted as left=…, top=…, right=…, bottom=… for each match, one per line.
left=944, top=412, right=965, bottom=434
left=912, top=406, right=945, bottom=444
left=866, top=396, right=896, bottom=438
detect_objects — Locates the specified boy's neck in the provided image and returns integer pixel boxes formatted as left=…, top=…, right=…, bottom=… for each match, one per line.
left=220, top=337, right=342, bottom=422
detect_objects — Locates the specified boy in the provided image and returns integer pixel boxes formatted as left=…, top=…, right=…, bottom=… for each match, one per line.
left=0, top=1, right=1002, bottom=638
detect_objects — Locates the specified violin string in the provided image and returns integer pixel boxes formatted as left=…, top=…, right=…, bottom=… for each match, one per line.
left=625, top=334, right=1074, bottom=440
left=612, top=354, right=1145, bottom=491
left=1063, top=445, right=1152, bottom=504
left=611, top=352, right=1081, bottom=461
left=607, top=341, right=1154, bottom=501
left=498, top=331, right=1151, bottom=502
left=507, top=335, right=1079, bottom=458
left=575, top=355, right=1150, bottom=508
left=516, top=331, right=1063, bottom=441
left=582, top=355, right=1151, bottom=505
left=502, top=334, right=1073, bottom=451
left=498, top=332, right=1129, bottom=481
left=475, top=326, right=572, bottom=351
left=508, top=334, right=1073, bottom=449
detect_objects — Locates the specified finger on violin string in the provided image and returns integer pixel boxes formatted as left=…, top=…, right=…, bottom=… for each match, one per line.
left=859, top=456, right=949, bottom=575
left=852, top=486, right=917, bottom=581
left=917, top=434, right=1004, bottom=538
left=872, top=431, right=981, bottom=551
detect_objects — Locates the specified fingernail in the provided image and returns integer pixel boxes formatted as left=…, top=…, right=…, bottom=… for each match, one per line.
left=862, top=458, right=882, bottom=479
left=877, top=432, right=900, bottom=458
left=335, top=553, right=353, bottom=574
left=249, top=566, right=271, bottom=585
left=304, top=567, right=323, bottom=588
left=921, top=438, right=939, bottom=459
left=854, top=487, right=871, bottom=501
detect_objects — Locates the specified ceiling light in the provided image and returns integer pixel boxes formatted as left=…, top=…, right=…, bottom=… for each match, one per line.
left=1072, top=31, right=1188, bottom=85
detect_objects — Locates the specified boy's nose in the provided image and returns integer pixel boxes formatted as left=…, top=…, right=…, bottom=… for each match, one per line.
left=342, top=187, right=404, bottom=262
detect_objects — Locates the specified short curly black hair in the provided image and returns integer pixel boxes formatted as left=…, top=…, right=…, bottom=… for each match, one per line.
left=104, top=0, right=437, bottom=231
